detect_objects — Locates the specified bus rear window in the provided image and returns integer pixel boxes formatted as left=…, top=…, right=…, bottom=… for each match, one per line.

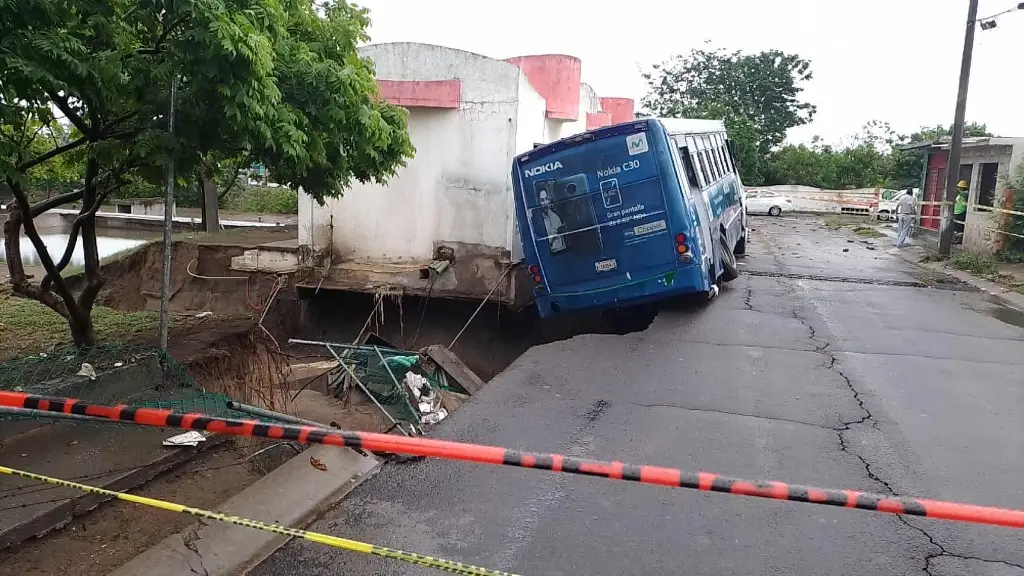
left=530, top=176, right=602, bottom=257
left=518, top=127, right=664, bottom=261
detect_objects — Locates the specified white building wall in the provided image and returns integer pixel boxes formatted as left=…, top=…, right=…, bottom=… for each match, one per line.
left=510, top=73, right=548, bottom=261
left=562, top=83, right=602, bottom=137
left=514, top=71, right=547, bottom=154
left=305, top=43, right=523, bottom=262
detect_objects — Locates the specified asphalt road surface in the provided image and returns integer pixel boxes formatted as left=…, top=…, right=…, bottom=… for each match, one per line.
left=255, top=216, right=1024, bottom=576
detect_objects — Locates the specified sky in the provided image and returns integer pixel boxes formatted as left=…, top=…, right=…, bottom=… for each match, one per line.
left=353, top=0, right=1024, bottom=145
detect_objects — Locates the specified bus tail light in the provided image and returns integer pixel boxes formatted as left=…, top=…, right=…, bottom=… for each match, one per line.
left=675, top=233, right=691, bottom=261
left=529, top=264, right=543, bottom=285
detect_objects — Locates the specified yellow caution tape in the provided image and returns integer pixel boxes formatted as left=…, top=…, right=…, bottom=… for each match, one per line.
left=0, top=465, right=518, bottom=576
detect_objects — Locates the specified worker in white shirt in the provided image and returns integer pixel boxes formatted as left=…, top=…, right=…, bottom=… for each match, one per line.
left=895, top=188, right=917, bottom=248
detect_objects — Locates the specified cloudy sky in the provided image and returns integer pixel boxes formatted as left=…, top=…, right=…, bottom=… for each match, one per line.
left=355, top=0, right=1023, bottom=145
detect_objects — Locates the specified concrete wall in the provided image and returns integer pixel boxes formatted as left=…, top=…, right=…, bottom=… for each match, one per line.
left=293, top=42, right=636, bottom=304
left=745, top=185, right=880, bottom=214
left=302, top=43, right=522, bottom=262
left=961, top=143, right=1019, bottom=254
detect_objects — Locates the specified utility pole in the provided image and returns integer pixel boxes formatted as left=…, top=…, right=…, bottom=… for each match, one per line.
left=938, top=0, right=979, bottom=256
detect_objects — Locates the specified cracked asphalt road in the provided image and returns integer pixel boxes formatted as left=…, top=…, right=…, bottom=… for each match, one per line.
left=255, top=216, right=1024, bottom=576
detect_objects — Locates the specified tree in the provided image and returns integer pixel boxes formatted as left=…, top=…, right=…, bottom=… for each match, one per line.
left=641, top=46, right=816, bottom=184
left=1, top=0, right=413, bottom=347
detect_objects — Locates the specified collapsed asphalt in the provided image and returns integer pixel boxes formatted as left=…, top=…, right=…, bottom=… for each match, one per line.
left=254, top=216, right=1024, bottom=576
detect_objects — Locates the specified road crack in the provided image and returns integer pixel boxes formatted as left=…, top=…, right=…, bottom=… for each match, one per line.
left=789, top=301, right=1022, bottom=575
left=181, top=521, right=210, bottom=576
left=630, top=402, right=837, bottom=432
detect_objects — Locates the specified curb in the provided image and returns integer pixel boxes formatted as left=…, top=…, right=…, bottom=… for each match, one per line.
left=108, top=445, right=380, bottom=576
left=883, top=235, right=1024, bottom=312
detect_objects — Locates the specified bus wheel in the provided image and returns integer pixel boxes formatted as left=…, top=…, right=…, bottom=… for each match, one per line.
left=733, top=227, right=747, bottom=256
left=718, top=233, right=740, bottom=282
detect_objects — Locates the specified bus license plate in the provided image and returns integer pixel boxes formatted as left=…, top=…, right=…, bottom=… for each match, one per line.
left=633, top=220, right=667, bottom=236
left=595, top=259, right=617, bottom=273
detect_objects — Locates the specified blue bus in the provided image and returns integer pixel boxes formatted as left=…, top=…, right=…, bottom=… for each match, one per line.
left=511, top=118, right=747, bottom=318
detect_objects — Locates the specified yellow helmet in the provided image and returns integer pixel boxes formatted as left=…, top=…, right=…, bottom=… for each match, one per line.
left=956, top=180, right=969, bottom=190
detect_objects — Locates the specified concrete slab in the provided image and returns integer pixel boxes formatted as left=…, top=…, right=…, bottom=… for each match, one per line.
left=0, top=423, right=222, bottom=549
left=423, top=344, right=484, bottom=395
left=109, top=445, right=379, bottom=576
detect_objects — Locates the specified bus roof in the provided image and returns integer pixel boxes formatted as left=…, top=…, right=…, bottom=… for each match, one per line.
left=657, top=118, right=726, bottom=135
left=515, top=117, right=728, bottom=165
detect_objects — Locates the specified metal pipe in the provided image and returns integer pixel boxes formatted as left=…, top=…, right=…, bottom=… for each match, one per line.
left=373, top=345, right=421, bottom=430
left=324, top=344, right=411, bottom=436
left=288, top=338, right=405, bottom=355
left=225, top=401, right=327, bottom=428
left=0, top=406, right=114, bottom=424
left=159, top=75, right=178, bottom=349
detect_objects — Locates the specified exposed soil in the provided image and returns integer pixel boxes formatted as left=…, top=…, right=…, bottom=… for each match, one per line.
left=0, top=439, right=291, bottom=576
left=1, top=225, right=660, bottom=573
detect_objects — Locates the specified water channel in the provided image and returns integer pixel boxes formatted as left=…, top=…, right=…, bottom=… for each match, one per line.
left=0, top=229, right=154, bottom=268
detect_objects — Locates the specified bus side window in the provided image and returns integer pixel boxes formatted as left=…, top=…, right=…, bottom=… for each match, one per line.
left=703, top=136, right=720, bottom=182
left=720, top=136, right=735, bottom=174
left=679, top=146, right=701, bottom=191
left=725, top=138, right=741, bottom=173
left=712, top=134, right=730, bottom=175
left=706, top=135, right=724, bottom=180
left=702, top=135, right=718, bottom=180
left=686, top=136, right=708, bottom=188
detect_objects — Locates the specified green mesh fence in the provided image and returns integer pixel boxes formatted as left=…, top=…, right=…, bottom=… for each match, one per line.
left=323, top=343, right=457, bottom=426
left=0, top=342, right=270, bottom=423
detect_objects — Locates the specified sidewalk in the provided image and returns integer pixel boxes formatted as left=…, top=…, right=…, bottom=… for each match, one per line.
left=874, top=222, right=1024, bottom=311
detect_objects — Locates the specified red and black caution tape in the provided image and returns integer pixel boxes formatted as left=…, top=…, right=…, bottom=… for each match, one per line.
left=0, top=464, right=516, bottom=576
left=3, top=391, right=1022, bottom=529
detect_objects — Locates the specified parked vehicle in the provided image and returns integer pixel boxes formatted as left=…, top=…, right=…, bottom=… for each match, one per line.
left=744, top=190, right=792, bottom=216
left=877, top=188, right=921, bottom=221
left=510, top=118, right=746, bottom=318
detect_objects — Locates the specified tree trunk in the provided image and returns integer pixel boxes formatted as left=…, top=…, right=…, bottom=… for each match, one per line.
left=68, top=308, right=97, bottom=348
left=200, top=175, right=220, bottom=232
left=4, top=174, right=104, bottom=349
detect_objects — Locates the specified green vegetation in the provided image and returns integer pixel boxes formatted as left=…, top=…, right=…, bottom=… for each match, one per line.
left=998, top=163, right=1024, bottom=259
left=0, top=288, right=160, bottom=361
left=822, top=217, right=846, bottom=231
left=852, top=226, right=885, bottom=239
left=222, top=186, right=299, bottom=215
left=950, top=253, right=999, bottom=276
left=1, top=0, right=413, bottom=348
left=640, top=47, right=992, bottom=190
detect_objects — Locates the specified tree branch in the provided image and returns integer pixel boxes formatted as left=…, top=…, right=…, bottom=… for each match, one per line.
left=44, top=88, right=92, bottom=136
left=217, top=158, right=247, bottom=201
left=6, top=180, right=79, bottom=314
left=15, top=134, right=89, bottom=173
left=30, top=189, right=84, bottom=218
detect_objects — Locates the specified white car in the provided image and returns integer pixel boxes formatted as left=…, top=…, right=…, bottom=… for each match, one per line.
left=877, top=188, right=920, bottom=221
left=744, top=190, right=792, bottom=216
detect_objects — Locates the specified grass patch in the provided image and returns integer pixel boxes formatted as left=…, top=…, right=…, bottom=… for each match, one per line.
left=0, top=287, right=161, bottom=361
left=950, top=252, right=999, bottom=276
left=852, top=226, right=886, bottom=239
left=822, top=217, right=845, bottom=230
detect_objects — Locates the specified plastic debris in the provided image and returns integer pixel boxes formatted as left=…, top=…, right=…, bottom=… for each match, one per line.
left=76, top=363, right=96, bottom=380
left=162, top=431, right=207, bottom=447
left=403, top=372, right=447, bottom=425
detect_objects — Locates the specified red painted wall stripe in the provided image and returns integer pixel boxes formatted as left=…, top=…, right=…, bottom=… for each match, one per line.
left=3, top=391, right=1023, bottom=529
left=377, top=79, right=461, bottom=109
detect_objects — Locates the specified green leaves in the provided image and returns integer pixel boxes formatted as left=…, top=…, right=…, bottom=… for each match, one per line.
left=641, top=46, right=816, bottom=185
